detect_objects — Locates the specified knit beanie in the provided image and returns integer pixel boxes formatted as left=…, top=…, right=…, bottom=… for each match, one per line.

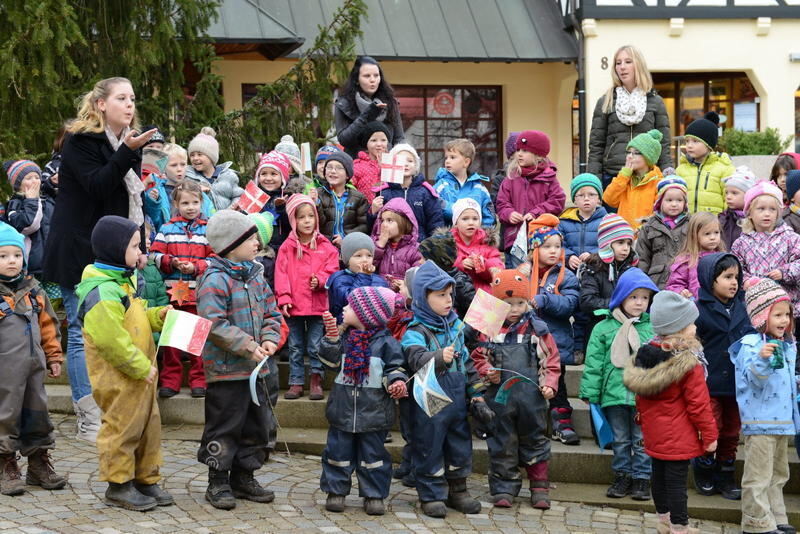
left=786, top=169, right=800, bottom=203
left=597, top=213, right=634, bottom=264
left=91, top=215, right=140, bottom=268
left=389, top=143, right=420, bottom=173
left=341, top=231, right=374, bottom=265
left=254, top=151, right=291, bottom=187
left=3, top=160, right=42, bottom=191
left=316, top=145, right=341, bottom=163
left=491, top=269, right=530, bottom=301
left=515, top=130, right=550, bottom=157
left=626, top=129, right=663, bottom=166
left=653, top=175, right=688, bottom=212
left=504, top=132, right=520, bottom=158
left=206, top=210, right=257, bottom=258
left=527, top=214, right=562, bottom=249
left=744, top=181, right=783, bottom=214
left=324, top=151, right=354, bottom=180
left=285, top=194, right=319, bottom=257
left=724, top=166, right=758, bottom=195
left=274, top=134, right=301, bottom=172
left=0, top=221, right=26, bottom=264
left=745, top=278, right=791, bottom=332
left=650, top=291, right=699, bottom=336
left=347, top=286, right=396, bottom=328
left=570, top=173, right=602, bottom=201
left=359, top=121, right=393, bottom=151
left=419, top=232, right=457, bottom=270
left=188, top=127, right=220, bottom=166
left=685, top=118, right=719, bottom=150
left=248, top=211, right=274, bottom=247
left=452, top=197, right=482, bottom=226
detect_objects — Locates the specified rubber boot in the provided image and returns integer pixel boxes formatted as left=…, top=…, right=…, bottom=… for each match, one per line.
left=105, top=481, right=158, bottom=511
left=134, top=483, right=174, bottom=506
left=325, top=493, right=345, bottom=512
left=364, top=497, right=385, bottom=515
left=230, top=468, right=275, bottom=503
left=527, top=462, right=550, bottom=509
left=446, top=477, right=481, bottom=514
left=691, top=456, right=716, bottom=496
left=0, top=454, right=25, bottom=496
left=421, top=500, right=447, bottom=518
left=284, top=384, right=304, bottom=400
left=550, top=407, right=580, bottom=445
left=25, top=450, right=67, bottom=490
left=493, top=493, right=513, bottom=508
left=205, top=468, right=236, bottom=510
left=714, top=459, right=741, bottom=500
left=74, top=394, right=100, bottom=443
left=309, top=373, right=324, bottom=400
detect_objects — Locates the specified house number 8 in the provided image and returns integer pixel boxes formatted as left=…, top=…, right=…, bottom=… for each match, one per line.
left=601, top=57, right=608, bottom=70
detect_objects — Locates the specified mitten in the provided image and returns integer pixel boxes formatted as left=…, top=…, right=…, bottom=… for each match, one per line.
left=322, top=311, right=339, bottom=341
left=470, top=399, right=496, bottom=427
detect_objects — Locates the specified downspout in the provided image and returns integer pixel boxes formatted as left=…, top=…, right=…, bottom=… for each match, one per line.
left=570, top=0, right=587, bottom=173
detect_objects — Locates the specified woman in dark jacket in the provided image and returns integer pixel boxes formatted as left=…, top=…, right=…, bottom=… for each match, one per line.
left=334, top=56, right=405, bottom=158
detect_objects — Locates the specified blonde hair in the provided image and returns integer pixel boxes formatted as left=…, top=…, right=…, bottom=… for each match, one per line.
left=505, top=153, right=521, bottom=179
left=675, top=212, right=725, bottom=266
left=742, top=194, right=782, bottom=233
left=601, top=45, right=654, bottom=114
left=444, top=138, right=475, bottom=162
left=163, top=143, right=188, bottom=162
left=70, top=77, right=139, bottom=134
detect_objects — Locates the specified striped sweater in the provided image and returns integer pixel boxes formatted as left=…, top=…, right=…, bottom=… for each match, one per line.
left=149, top=215, right=213, bottom=281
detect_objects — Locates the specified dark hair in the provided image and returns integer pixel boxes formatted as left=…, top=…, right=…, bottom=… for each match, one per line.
left=171, top=180, right=203, bottom=203
left=713, top=255, right=740, bottom=281
left=340, top=56, right=398, bottom=125
left=771, top=154, right=798, bottom=184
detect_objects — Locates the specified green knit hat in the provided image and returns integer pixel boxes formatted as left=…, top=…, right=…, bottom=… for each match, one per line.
left=248, top=211, right=274, bottom=247
left=570, top=173, right=602, bottom=201
left=627, top=129, right=663, bottom=166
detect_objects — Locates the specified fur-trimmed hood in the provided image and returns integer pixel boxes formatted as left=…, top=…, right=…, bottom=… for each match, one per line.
left=624, top=343, right=699, bottom=396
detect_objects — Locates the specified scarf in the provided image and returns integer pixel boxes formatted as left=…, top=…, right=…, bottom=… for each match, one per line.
left=614, top=86, right=647, bottom=126
left=343, top=328, right=379, bottom=385
left=105, top=126, right=145, bottom=225
left=610, top=308, right=641, bottom=369
left=658, top=211, right=688, bottom=230
left=790, top=204, right=800, bottom=217
left=519, top=160, right=548, bottom=179
left=355, top=91, right=387, bottom=122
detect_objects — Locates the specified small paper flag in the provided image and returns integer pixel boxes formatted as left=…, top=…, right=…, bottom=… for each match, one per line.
left=413, top=357, right=452, bottom=417
left=142, top=148, right=168, bottom=176
left=300, top=142, right=312, bottom=174
left=249, top=356, right=271, bottom=406
left=166, top=279, right=193, bottom=306
left=493, top=375, right=535, bottom=406
left=380, top=152, right=407, bottom=184
left=590, top=403, right=614, bottom=450
left=463, top=289, right=511, bottom=339
left=157, top=309, right=212, bottom=357
left=236, top=180, right=269, bottom=214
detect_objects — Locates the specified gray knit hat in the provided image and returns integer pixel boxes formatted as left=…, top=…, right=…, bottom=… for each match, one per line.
left=325, top=151, right=354, bottom=179
left=341, top=231, right=374, bottom=265
left=650, top=291, right=699, bottom=336
left=206, top=210, right=257, bottom=257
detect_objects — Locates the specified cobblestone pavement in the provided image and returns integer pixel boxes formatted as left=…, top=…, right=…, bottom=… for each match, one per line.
left=0, top=415, right=741, bottom=534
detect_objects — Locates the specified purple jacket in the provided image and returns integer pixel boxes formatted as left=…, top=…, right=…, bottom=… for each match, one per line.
left=665, top=250, right=715, bottom=299
left=495, top=162, right=566, bottom=248
left=371, top=197, right=423, bottom=279
left=719, top=209, right=743, bottom=250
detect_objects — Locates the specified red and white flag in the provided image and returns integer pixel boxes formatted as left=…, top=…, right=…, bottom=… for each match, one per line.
left=236, top=180, right=269, bottom=213
left=380, top=153, right=407, bottom=184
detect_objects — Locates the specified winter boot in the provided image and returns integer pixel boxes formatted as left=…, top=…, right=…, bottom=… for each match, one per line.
left=230, top=468, right=275, bottom=503
left=714, top=459, right=741, bottom=500
left=691, top=456, right=716, bottom=496
left=205, top=468, right=236, bottom=510
left=492, top=493, right=513, bottom=508
left=401, top=471, right=416, bottom=488
left=606, top=472, right=632, bottom=498
left=25, top=450, right=67, bottom=490
left=0, top=454, right=25, bottom=496
left=134, top=482, right=174, bottom=506
left=364, top=497, right=385, bottom=515
left=309, top=373, right=324, bottom=400
left=421, top=500, right=447, bottom=518
left=74, top=394, right=100, bottom=443
left=550, top=407, right=580, bottom=445
left=630, top=478, right=651, bottom=501
left=527, top=462, right=550, bottom=509
left=325, top=493, right=345, bottom=512
left=669, top=524, right=699, bottom=534
left=446, top=477, right=481, bottom=514
left=105, top=481, right=157, bottom=511
left=284, top=384, right=304, bottom=400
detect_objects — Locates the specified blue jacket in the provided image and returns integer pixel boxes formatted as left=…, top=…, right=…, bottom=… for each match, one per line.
left=558, top=206, right=607, bottom=263
left=258, top=186, right=292, bottom=253
left=326, top=269, right=390, bottom=323
left=533, top=265, right=580, bottom=364
left=433, top=168, right=495, bottom=227
left=374, top=174, right=444, bottom=241
left=144, top=176, right=215, bottom=232
left=696, top=253, right=755, bottom=397
left=3, top=194, right=56, bottom=276
left=729, top=333, right=800, bottom=435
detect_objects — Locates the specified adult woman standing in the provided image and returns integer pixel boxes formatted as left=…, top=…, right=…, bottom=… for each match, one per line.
left=588, top=45, right=672, bottom=187
left=334, top=56, right=405, bottom=158
left=43, top=77, right=155, bottom=442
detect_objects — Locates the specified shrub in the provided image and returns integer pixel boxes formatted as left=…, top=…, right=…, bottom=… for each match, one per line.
left=718, top=128, right=792, bottom=156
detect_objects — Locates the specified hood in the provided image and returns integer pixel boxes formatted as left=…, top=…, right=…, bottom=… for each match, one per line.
left=779, top=152, right=800, bottom=168
left=411, top=260, right=458, bottom=331
left=636, top=166, right=663, bottom=187
left=559, top=205, right=608, bottom=223
left=0, top=274, right=37, bottom=297
left=608, top=267, right=659, bottom=311
left=624, top=344, right=698, bottom=396
left=370, top=197, right=419, bottom=243
left=205, top=255, right=262, bottom=282
left=434, top=167, right=487, bottom=185
left=697, top=252, right=743, bottom=302
left=75, top=264, right=136, bottom=309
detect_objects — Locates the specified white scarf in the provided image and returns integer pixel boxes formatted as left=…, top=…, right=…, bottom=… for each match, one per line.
left=610, top=308, right=641, bottom=369
left=614, top=86, right=647, bottom=126
left=105, top=126, right=145, bottom=226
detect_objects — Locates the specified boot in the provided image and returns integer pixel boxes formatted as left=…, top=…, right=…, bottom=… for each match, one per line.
left=401, top=471, right=416, bottom=488
left=74, top=394, right=100, bottom=443
left=309, top=373, right=324, bottom=400
left=134, top=483, right=174, bottom=506
left=492, top=493, right=513, bottom=508
left=205, top=468, right=236, bottom=510
left=421, top=500, right=447, bottom=518
left=777, top=525, right=797, bottom=534
left=26, top=450, right=67, bottom=490
left=550, top=407, right=580, bottom=445
left=105, top=481, right=157, bottom=511
left=325, top=493, right=345, bottom=512
left=0, top=454, right=25, bottom=496
left=630, top=478, right=651, bottom=501
left=691, top=456, right=716, bottom=496
left=606, top=472, right=631, bottom=498
left=669, top=524, right=699, bottom=534
left=527, top=462, right=550, bottom=509
left=393, top=462, right=411, bottom=480
left=656, top=512, right=671, bottom=534
left=230, top=469, right=274, bottom=503
left=445, top=477, right=481, bottom=514
left=714, top=459, right=741, bottom=500
left=284, top=384, right=303, bottom=400
left=364, top=497, right=385, bottom=515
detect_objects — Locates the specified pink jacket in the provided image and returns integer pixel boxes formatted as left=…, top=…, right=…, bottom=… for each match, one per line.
left=665, top=250, right=715, bottom=299
left=452, top=227, right=503, bottom=293
left=275, top=233, right=340, bottom=316
left=351, top=151, right=381, bottom=204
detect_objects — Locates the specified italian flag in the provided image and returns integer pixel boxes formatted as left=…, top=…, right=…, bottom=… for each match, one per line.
left=158, top=309, right=212, bottom=357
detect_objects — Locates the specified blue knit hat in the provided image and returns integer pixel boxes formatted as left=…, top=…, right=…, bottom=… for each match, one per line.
left=316, top=144, right=341, bottom=163
left=0, top=221, right=26, bottom=267
left=609, top=267, right=658, bottom=310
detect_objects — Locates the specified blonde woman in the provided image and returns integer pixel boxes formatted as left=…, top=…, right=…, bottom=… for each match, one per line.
left=588, top=45, right=672, bottom=187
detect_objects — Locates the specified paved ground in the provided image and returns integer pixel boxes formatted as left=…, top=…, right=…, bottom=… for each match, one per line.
left=0, top=415, right=742, bottom=534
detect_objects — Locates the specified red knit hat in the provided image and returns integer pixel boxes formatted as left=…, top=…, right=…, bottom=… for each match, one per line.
left=515, top=130, right=550, bottom=157
left=491, top=269, right=531, bottom=301
left=255, top=151, right=291, bottom=187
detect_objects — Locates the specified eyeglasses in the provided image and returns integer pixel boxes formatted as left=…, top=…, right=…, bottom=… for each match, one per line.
left=326, top=164, right=345, bottom=172
left=625, top=150, right=642, bottom=157
left=575, top=193, right=599, bottom=200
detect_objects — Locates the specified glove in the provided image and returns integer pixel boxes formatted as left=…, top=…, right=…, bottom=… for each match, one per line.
left=470, top=399, right=496, bottom=427
left=322, top=311, right=339, bottom=341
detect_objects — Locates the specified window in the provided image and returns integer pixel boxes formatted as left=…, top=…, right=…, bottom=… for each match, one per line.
left=242, top=83, right=262, bottom=105
left=394, top=86, right=502, bottom=179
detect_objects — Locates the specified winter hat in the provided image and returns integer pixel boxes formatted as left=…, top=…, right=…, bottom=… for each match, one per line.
left=685, top=118, right=719, bottom=150
left=491, top=269, right=530, bottom=301
left=188, top=127, right=220, bottom=166
left=404, top=266, right=420, bottom=300
left=597, top=213, right=634, bottom=264
left=285, top=194, right=320, bottom=257
left=3, top=160, right=42, bottom=191
left=609, top=267, right=658, bottom=311
left=704, top=111, right=720, bottom=126
left=419, top=232, right=457, bottom=270
left=452, top=197, right=482, bottom=226
left=786, top=169, right=800, bottom=203
left=274, top=134, right=301, bottom=173
left=504, top=132, right=520, bottom=158
left=745, top=278, right=791, bottom=332
left=248, top=211, right=274, bottom=247
left=206, top=210, right=257, bottom=258
left=626, top=129, right=663, bottom=166
left=141, top=125, right=166, bottom=147
left=91, top=215, right=140, bottom=268
left=254, top=151, right=291, bottom=187
left=570, top=173, right=602, bottom=201
left=324, top=151, right=354, bottom=179
left=515, top=130, right=550, bottom=158
left=341, top=231, right=374, bottom=265
left=359, top=121, right=393, bottom=151
left=724, top=166, right=758, bottom=195
left=389, top=143, right=420, bottom=173
left=0, top=221, right=26, bottom=263
left=744, top=181, right=783, bottom=214
left=347, top=286, right=396, bottom=328
left=653, top=175, right=688, bottom=212
left=650, top=291, right=699, bottom=336
left=527, top=214, right=565, bottom=296
left=315, top=145, right=341, bottom=163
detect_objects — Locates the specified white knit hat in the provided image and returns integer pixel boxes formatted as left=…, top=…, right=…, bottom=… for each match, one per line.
left=389, top=143, right=420, bottom=174
left=274, top=134, right=301, bottom=174
left=452, top=197, right=482, bottom=226
left=188, top=126, right=220, bottom=166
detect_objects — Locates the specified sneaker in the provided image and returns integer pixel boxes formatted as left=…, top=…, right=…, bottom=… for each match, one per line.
left=606, top=472, right=631, bottom=498
left=714, top=459, right=741, bottom=501
left=384, top=432, right=393, bottom=444
left=778, top=526, right=797, bottom=534
left=630, top=478, right=651, bottom=501
left=691, top=457, right=716, bottom=496
left=190, top=387, right=206, bottom=398
left=159, top=387, right=179, bottom=398
left=550, top=407, right=580, bottom=445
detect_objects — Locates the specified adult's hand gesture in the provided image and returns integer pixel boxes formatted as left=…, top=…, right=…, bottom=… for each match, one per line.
left=123, top=128, right=158, bottom=151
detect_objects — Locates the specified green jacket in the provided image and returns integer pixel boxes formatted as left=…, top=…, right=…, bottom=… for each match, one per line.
left=139, top=260, right=169, bottom=308
left=676, top=151, right=735, bottom=214
left=579, top=311, right=654, bottom=408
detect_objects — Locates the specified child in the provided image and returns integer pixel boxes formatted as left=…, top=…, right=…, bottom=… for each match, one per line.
left=371, top=198, right=423, bottom=286
left=249, top=211, right=277, bottom=284
left=470, top=269, right=561, bottom=509
left=719, top=166, right=757, bottom=247
left=602, top=129, right=665, bottom=228
left=196, top=210, right=283, bottom=510
left=560, top=173, right=607, bottom=273
left=637, top=176, right=690, bottom=288
left=674, top=117, right=735, bottom=214
left=149, top=181, right=213, bottom=398
left=353, top=122, right=392, bottom=204
left=580, top=267, right=658, bottom=500
left=401, top=260, right=492, bottom=518
left=496, top=130, right=565, bottom=267
left=373, top=144, right=443, bottom=241
left=419, top=231, right=476, bottom=318
left=782, top=169, right=800, bottom=234
left=253, top=151, right=293, bottom=286
left=0, top=223, right=66, bottom=496
left=275, top=194, right=339, bottom=400
left=316, top=151, right=369, bottom=246
left=434, top=138, right=495, bottom=227
left=313, top=145, right=342, bottom=191
left=139, top=224, right=169, bottom=341
left=730, top=278, right=800, bottom=534
left=451, top=197, right=503, bottom=293
left=624, top=291, right=718, bottom=534
left=693, top=253, right=754, bottom=500
left=186, top=126, right=243, bottom=210
left=319, top=288, right=408, bottom=515
left=326, top=232, right=389, bottom=322
left=75, top=216, right=172, bottom=511
left=770, top=153, right=800, bottom=205
left=666, top=212, right=725, bottom=299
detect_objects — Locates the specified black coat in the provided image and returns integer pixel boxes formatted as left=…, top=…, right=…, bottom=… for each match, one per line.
left=579, top=253, right=638, bottom=337
left=43, top=131, right=141, bottom=288
left=334, top=96, right=405, bottom=158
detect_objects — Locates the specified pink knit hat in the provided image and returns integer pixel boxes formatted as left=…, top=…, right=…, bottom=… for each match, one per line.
left=347, top=286, right=396, bottom=328
left=286, top=194, right=319, bottom=256
left=744, top=181, right=783, bottom=214
left=744, top=278, right=790, bottom=332
left=254, top=151, right=291, bottom=187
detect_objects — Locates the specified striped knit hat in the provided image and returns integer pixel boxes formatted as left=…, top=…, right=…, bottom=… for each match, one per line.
left=248, top=211, right=274, bottom=247
left=745, top=278, right=790, bottom=332
left=491, top=269, right=530, bottom=301
left=744, top=181, right=783, bottom=214
left=3, top=160, right=42, bottom=191
left=254, top=151, right=291, bottom=187
left=315, top=144, right=341, bottom=163
left=347, top=286, right=397, bottom=328
left=598, top=213, right=634, bottom=264
left=527, top=214, right=565, bottom=296
left=654, top=175, right=688, bottom=212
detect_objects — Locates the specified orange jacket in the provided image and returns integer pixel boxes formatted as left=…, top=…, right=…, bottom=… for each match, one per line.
left=602, top=166, right=663, bottom=229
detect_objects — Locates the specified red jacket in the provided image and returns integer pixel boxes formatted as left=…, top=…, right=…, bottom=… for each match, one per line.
left=351, top=151, right=381, bottom=204
left=149, top=216, right=213, bottom=281
left=274, top=233, right=339, bottom=316
left=451, top=227, right=503, bottom=294
left=624, top=343, right=718, bottom=461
